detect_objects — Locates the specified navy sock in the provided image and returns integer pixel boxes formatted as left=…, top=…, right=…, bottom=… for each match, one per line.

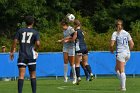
left=70, top=69, right=73, bottom=79
left=80, top=63, right=89, bottom=79
left=75, top=67, right=80, bottom=78
left=31, top=78, right=36, bottom=93
left=85, top=65, right=92, bottom=74
left=18, top=79, right=24, bottom=93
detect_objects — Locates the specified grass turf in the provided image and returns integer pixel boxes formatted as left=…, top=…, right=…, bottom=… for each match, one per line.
left=0, top=77, right=140, bottom=93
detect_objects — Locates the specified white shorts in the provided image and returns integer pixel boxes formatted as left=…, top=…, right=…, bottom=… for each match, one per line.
left=63, top=46, right=75, bottom=56
left=116, top=52, right=130, bottom=62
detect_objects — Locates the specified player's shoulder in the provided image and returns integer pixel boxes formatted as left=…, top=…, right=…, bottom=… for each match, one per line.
left=68, top=26, right=75, bottom=32
left=112, top=31, right=117, bottom=36
left=17, top=28, right=26, bottom=32
left=30, top=28, right=38, bottom=33
left=121, top=30, right=130, bottom=35
left=68, top=26, right=73, bottom=30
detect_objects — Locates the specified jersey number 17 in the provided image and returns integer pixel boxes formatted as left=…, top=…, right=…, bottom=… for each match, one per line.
left=21, top=32, right=33, bottom=43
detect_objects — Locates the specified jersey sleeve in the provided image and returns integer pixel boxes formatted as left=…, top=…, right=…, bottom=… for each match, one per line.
left=127, top=33, right=132, bottom=41
left=69, top=28, right=75, bottom=35
left=14, top=31, right=20, bottom=40
left=70, top=31, right=77, bottom=37
left=111, top=32, right=116, bottom=41
left=35, top=32, right=40, bottom=41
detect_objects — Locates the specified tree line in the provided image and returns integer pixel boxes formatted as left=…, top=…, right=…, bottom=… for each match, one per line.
left=0, top=0, right=139, bottom=52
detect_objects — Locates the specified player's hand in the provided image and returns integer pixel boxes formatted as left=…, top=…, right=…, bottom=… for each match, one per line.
left=64, top=39, right=69, bottom=43
left=57, top=40, right=63, bottom=43
left=35, top=52, right=38, bottom=59
left=10, top=52, right=14, bottom=61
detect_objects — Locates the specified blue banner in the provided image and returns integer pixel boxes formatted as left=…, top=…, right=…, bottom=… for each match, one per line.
left=0, top=52, right=139, bottom=77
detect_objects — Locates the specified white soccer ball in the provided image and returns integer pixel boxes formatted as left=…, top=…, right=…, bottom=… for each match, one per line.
left=66, top=14, right=75, bottom=22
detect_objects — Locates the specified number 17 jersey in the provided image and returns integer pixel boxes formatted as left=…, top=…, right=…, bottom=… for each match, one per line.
left=14, top=28, right=40, bottom=60
left=111, top=30, right=132, bottom=53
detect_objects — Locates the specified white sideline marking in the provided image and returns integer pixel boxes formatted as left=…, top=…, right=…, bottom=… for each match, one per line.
left=57, top=86, right=117, bottom=92
left=57, top=86, right=67, bottom=90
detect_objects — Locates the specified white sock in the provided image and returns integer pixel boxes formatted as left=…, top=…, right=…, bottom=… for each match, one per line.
left=116, top=70, right=120, bottom=80
left=120, top=72, right=126, bottom=89
left=64, top=64, right=68, bottom=78
left=71, top=64, right=76, bottom=79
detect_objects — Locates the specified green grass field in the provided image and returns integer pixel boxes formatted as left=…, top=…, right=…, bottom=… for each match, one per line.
left=0, top=77, right=140, bottom=93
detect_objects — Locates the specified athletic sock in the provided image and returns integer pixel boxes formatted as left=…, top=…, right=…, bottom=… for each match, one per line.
left=18, top=79, right=24, bottom=93
left=71, top=64, right=76, bottom=78
left=64, top=64, right=68, bottom=78
left=31, top=78, right=36, bottom=93
left=116, top=70, right=121, bottom=80
left=85, top=65, right=92, bottom=75
left=80, top=63, right=89, bottom=79
left=70, top=69, right=73, bottom=79
left=75, top=67, right=80, bottom=78
left=120, top=72, right=126, bottom=89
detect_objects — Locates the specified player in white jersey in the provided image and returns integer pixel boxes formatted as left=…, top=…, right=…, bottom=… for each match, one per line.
left=58, top=20, right=77, bottom=84
left=110, top=19, right=134, bottom=91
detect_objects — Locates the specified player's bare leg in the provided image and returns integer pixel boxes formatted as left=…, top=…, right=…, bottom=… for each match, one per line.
left=63, top=52, right=69, bottom=82
left=115, top=60, right=120, bottom=80
left=18, top=67, right=26, bottom=93
left=117, top=60, right=126, bottom=91
left=75, top=55, right=82, bottom=85
left=82, top=55, right=94, bottom=81
left=69, top=56, right=77, bottom=84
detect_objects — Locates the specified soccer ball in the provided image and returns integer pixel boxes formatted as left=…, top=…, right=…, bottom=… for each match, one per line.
left=66, top=13, right=75, bottom=22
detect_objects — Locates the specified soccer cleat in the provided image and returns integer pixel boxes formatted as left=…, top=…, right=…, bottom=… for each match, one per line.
left=121, top=88, right=126, bottom=91
left=86, top=77, right=89, bottom=81
left=76, top=77, right=81, bottom=85
left=89, top=74, right=94, bottom=81
left=64, top=77, right=68, bottom=83
left=72, top=77, right=77, bottom=84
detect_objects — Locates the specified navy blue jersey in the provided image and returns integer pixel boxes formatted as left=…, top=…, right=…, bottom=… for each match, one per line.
left=71, top=29, right=87, bottom=51
left=14, top=28, right=40, bottom=60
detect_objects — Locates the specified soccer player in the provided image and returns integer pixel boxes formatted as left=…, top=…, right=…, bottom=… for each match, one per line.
left=58, top=20, right=77, bottom=84
left=110, top=19, right=134, bottom=91
left=10, top=16, right=40, bottom=93
left=65, top=20, right=94, bottom=85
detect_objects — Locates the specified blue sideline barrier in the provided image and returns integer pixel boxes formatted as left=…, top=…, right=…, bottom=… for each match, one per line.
left=0, top=51, right=140, bottom=78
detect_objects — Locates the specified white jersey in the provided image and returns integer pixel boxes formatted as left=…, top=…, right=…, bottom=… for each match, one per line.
left=111, top=30, right=132, bottom=53
left=63, top=26, right=75, bottom=48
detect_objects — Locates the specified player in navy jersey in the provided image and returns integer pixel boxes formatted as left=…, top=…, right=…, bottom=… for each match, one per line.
left=64, top=20, right=94, bottom=85
left=10, top=16, right=40, bottom=93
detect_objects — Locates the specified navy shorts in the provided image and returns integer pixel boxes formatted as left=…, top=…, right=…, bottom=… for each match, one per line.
left=76, top=49, right=88, bottom=56
left=17, top=59, right=36, bottom=71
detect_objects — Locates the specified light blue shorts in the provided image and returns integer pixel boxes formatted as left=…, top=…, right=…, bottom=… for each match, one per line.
left=63, top=46, right=75, bottom=56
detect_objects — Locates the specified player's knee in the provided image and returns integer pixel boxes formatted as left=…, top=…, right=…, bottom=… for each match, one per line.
left=75, top=63, right=80, bottom=67
left=70, top=63, right=74, bottom=66
left=19, top=73, right=25, bottom=79
left=30, top=75, right=36, bottom=79
left=30, top=71, right=36, bottom=78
